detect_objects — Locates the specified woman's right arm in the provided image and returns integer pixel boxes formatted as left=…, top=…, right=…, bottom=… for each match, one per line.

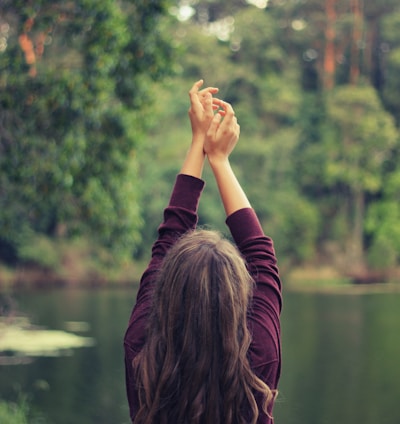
left=205, top=99, right=281, bottom=309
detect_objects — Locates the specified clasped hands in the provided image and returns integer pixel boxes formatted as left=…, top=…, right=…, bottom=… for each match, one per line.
left=188, top=80, right=240, bottom=163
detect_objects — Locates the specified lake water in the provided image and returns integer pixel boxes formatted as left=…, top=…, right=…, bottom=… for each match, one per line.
left=1, top=286, right=400, bottom=424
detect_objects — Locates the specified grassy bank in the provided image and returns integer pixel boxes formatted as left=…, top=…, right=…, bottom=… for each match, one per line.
left=0, top=237, right=147, bottom=290
left=286, top=265, right=400, bottom=294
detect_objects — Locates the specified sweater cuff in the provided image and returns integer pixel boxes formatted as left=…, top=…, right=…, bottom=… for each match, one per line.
left=226, top=208, right=264, bottom=244
left=169, top=174, right=205, bottom=211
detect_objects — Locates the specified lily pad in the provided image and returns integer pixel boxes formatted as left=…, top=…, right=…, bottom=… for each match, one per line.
left=0, top=317, right=95, bottom=361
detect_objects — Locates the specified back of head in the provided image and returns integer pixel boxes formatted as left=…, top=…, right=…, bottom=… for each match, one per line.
left=133, top=230, right=273, bottom=424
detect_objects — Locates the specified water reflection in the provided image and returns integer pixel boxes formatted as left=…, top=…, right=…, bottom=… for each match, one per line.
left=276, top=291, right=400, bottom=424
left=0, top=287, right=400, bottom=424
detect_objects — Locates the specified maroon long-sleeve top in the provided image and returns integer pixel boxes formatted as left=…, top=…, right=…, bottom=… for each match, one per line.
left=124, top=174, right=282, bottom=423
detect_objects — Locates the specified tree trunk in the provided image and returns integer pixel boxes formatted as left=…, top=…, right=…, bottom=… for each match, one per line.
left=350, top=0, right=364, bottom=85
left=367, top=17, right=384, bottom=91
left=323, top=0, right=336, bottom=90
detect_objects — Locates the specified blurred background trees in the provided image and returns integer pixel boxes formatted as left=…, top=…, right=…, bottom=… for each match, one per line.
left=1, top=0, right=400, bottom=282
left=0, top=0, right=174, bottom=267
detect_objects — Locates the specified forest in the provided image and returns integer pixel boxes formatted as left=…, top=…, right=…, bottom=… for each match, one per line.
left=1, top=0, right=400, bottom=286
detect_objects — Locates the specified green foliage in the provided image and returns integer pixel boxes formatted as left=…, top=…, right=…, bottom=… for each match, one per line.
left=366, top=226, right=399, bottom=270
left=18, top=235, right=61, bottom=269
left=382, top=46, right=400, bottom=123
left=263, top=190, right=320, bottom=266
left=326, top=84, right=397, bottom=192
left=0, top=0, right=174, bottom=263
left=0, top=399, right=29, bottom=424
left=366, top=171, right=400, bottom=269
left=0, top=394, right=47, bottom=424
left=0, top=396, right=44, bottom=424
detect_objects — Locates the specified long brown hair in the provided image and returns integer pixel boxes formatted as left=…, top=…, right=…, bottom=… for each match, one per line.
left=133, top=230, right=275, bottom=424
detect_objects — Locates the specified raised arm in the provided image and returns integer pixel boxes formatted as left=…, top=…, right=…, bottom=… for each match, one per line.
left=125, top=81, right=220, bottom=357
left=180, top=80, right=219, bottom=178
left=206, top=100, right=282, bottom=399
left=204, top=100, right=251, bottom=216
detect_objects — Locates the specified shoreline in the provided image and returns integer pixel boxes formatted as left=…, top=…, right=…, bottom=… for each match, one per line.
left=1, top=262, right=399, bottom=293
left=0, top=261, right=146, bottom=291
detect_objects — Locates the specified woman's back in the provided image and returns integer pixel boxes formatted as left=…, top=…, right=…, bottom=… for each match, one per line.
left=124, top=81, right=282, bottom=424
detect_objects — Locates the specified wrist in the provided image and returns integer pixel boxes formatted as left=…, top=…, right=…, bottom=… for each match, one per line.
left=189, top=140, right=206, bottom=158
left=191, top=134, right=206, bottom=146
left=180, top=143, right=206, bottom=178
left=207, top=154, right=230, bottom=170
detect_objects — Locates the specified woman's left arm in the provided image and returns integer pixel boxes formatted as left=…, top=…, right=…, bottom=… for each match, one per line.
left=180, top=79, right=218, bottom=178
left=148, top=80, right=220, bottom=266
left=125, top=80, right=219, bottom=348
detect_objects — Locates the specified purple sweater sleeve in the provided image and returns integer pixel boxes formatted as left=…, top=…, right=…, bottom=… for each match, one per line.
left=124, top=177, right=281, bottom=423
left=124, top=174, right=205, bottom=421
left=226, top=208, right=282, bottom=422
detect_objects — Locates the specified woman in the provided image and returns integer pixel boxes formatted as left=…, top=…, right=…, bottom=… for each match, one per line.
left=124, top=81, right=282, bottom=424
